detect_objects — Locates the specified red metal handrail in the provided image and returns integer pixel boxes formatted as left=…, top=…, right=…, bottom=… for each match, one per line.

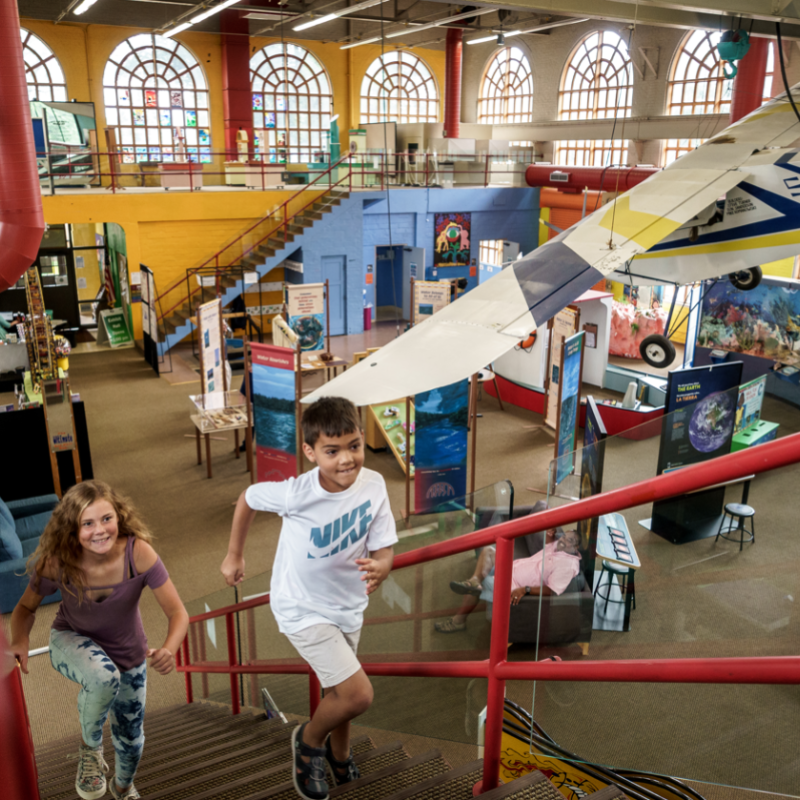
left=177, top=432, right=800, bottom=792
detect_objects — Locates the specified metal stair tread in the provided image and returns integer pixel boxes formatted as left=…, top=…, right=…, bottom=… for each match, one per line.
left=475, top=770, right=563, bottom=799
left=378, top=759, right=484, bottom=800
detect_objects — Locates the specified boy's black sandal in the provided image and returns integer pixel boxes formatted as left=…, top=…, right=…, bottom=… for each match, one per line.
left=325, top=737, right=361, bottom=786
left=292, top=722, right=330, bottom=800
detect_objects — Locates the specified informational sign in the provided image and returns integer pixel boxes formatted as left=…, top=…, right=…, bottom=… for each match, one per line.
left=251, top=342, right=298, bottom=482
left=286, top=283, right=325, bottom=351
left=578, top=397, right=607, bottom=554
left=198, top=298, right=224, bottom=394
left=656, top=362, right=743, bottom=475
left=140, top=264, right=160, bottom=375
left=545, top=307, right=580, bottom=429
left=433, top=212, right=471, bottom=267
left=413, top=281, right=450, bottom=324
left=734, top=375, right=766, bottom=435
left=43, top=379, right=76, bottom=453
left=554, top=332, right=585, bottom=487
left=97, top=308, right=133, bottom=348
left=414, top=379, right=469, bottom=513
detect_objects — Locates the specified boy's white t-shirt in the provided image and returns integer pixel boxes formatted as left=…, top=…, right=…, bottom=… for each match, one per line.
left=245, top=466, right=397, bottom=635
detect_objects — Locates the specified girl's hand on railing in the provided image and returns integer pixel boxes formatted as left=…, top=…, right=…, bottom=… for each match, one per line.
left=9, top=639, right=29, bottom=674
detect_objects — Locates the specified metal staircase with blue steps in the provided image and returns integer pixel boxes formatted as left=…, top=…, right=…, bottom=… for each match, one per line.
left=157, top=185, right=351, bottom=356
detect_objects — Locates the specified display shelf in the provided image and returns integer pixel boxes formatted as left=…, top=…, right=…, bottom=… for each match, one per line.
left=365, top=400, right=415, bottom=476
left=189, top=391, right=250, bottom=431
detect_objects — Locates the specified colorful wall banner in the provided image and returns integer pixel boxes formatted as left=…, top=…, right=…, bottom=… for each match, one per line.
left=545, top=307, right=579, bottom=429
left=554, top=331, right=585, bottom=487
left=413, top=280, right=450, bottom=323
left=433, top=212, right=471, bottom=267
left=414, top=379, right=469, bottom=513
left=251, top=343, right=297, bottom=482
left=286, top=283, right=325, bottom=351
left=734, top=375, right=767, bottom=435
left=656, top=362, right=743, bottom=475
left=578, top=397, right=607, bottom=556
left=198, top=298, right=224, bottom=394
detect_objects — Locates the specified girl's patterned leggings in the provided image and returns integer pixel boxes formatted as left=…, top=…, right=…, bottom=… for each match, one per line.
left=49, top=628, right=147, bottom=789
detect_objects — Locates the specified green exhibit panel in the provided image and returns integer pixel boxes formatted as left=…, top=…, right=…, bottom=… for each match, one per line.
left=731, top=419, right=779, bottom=452
left=365, top=400, right=416, bottom=475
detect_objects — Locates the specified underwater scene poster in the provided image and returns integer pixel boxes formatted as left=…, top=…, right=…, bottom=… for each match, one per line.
left=698, top=277, right=800, bottom=367
left=286, top=283, right=325, bottom=351
left=251, top=343, right=297, bottom=482
left=414, top=379, right=469, bottom=513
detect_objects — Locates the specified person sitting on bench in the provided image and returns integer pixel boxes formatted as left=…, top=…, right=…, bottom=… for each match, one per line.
left=435, top=529, right=581, bottom=633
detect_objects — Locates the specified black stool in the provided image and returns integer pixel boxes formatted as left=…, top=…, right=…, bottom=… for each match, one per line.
left=594, top=560, right=635, bottom=628
left=715, top=502, right=755, bottom=552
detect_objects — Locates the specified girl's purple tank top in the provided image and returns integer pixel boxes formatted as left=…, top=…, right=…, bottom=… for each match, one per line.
left=30, top=536, right=169, bottom=670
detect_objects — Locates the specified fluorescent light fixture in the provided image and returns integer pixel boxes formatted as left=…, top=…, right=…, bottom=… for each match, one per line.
left=293, top=0, right=390, bottom=33
left=340, top=36, right=382, bottom=50
left=385, top=7, right=494, bottom=38
left=73, top=0, right=99, bottom=14
left=466, top=17, right=589, bottom=45
left=163, top=21, right=195, bottom=38
left=191, top=0, right=241, bottom=25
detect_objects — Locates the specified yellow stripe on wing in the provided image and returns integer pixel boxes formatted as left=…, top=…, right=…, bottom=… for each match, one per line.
left=635, top=229, right=800, bottom=259
left=599, top=196, right=682, bottom=251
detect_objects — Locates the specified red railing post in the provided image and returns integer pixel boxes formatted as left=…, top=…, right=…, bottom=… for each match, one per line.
left=480, top=536, right=514, bottom=793
left=309, top=670, right=322, bottom=717
left=180, top=637, right=193, bottom=704
left=226, top=612, right=241, bottom=715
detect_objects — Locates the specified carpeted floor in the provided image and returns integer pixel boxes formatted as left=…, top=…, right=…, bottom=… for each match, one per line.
left=2, top=337, right=799, bottom=799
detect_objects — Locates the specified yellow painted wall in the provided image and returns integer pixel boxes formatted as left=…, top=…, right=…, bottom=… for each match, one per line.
left=42, top=189, right=324, bottom=339
left=21, top=19, right=446, bottom=171
left=71, top=223, right=102, bottom=303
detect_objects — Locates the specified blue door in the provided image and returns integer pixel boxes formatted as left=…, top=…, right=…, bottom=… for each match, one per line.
left=321, top=255, right=346, bottom=335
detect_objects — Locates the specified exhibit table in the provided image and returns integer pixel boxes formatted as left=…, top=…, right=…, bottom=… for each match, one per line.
left=160, top=162, right=204, bottom=191
left=300, top=352, right=348, bottom=382
left=596, top=513, right=640, bottom=632
left=244, top=162, right=285, bottom=190
left=189, top=391, right=251, bottom=478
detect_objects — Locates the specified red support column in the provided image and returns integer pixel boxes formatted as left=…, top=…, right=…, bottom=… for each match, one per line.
left=730, top=37, right=770, bottom=124
left=444, top=29, right=463, bottom=138
left=221, top=9, right=253, bottom=158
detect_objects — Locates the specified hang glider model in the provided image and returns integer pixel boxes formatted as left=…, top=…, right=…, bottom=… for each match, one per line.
left=305, top=83, right=800, bottom=407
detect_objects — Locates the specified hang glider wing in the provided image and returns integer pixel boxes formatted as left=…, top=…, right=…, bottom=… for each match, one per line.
left=305, top=87, right=800, bottom=407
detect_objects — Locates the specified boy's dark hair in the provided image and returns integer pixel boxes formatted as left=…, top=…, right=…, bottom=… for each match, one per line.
left=302, top=397, right=362, bottom=447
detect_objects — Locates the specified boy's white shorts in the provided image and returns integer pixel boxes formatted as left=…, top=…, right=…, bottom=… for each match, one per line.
left=285, top=624, right=362, bottom=689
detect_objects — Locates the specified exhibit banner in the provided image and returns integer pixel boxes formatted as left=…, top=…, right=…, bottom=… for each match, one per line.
left=198, top=298, right=224, bottom=394
left=578, top=397, right=607, bottom=555
left=140, top=264, right=159, bottom=375
left=251, top=342, right=297, bottom=482
left=554, top=332, right=585, bottom=487
left=414, top=379, right=469, bottom=513
left=413, top=281, right=450, bottom=324
left=545, top=307, right=580, bottom=429
left=734, top=375, right=767, bottom=435
left=286, top=283, right=325, bottom=351
left=433, top=212, right=471, bottom=267
left=697, top=276, right=800, bottom=368
left=656, top=361, right=743, bottom=475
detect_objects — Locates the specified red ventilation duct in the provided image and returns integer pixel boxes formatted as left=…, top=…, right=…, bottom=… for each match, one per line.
left=444, top=29, right=462, bottom=138
left=525, top=164, right=659, bottom=193
left=0, top=0, right=45, bottom=294
left=730, top=36, right=770, bottom=124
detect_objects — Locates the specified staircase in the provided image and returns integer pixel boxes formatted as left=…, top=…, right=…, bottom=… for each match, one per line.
left=156, top=183, right=352, bottom=357
left=32, top=702, right=627, bottom=800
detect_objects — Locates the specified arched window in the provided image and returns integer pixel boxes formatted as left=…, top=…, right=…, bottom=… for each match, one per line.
left=21, top=29, right=67, bottom=103
left=360, top=52, right=439, bottom=124
left=667, top=30, right=732, bottom=116
left=251, top=43, right=333, bottom=164
left=477, top=47, right=533, bottom=124
left=559, top=30, right=632, bottom=121
left=102, top=34, right=211, bottom=164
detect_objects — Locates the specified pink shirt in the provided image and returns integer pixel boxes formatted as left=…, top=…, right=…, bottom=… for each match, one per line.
left=511, top=541, right=581, bottom=596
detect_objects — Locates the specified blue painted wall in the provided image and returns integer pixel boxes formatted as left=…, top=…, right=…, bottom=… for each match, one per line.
left=293, top=187, right=539, bottom=334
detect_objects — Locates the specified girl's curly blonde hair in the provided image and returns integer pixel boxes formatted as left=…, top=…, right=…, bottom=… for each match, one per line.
left=28, top=480, right=152, bottom=603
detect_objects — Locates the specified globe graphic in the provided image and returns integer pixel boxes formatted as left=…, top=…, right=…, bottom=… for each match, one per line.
left=688, top=391, right=734, bottom=453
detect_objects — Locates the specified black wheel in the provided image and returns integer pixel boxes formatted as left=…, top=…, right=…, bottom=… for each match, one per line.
left=640, top=334, right=676, bottom=369
left=729, top=266, right=762, bottom=291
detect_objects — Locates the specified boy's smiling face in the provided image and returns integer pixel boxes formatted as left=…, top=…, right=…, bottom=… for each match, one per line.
left=303, top=428, right=365, bottom=493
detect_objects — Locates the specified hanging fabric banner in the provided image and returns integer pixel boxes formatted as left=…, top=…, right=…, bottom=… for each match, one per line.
left=251, top=342, right=298, bottom=482
left=286, top=283, right=325, bottom=351
left=554, top=331, right=585, bottom=487
left=414, top=379, right=469, bottom=513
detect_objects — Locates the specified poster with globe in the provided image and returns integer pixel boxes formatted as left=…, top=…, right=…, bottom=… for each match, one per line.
left=433, top=212, right=471, bottom=267
left=656, top=362, right=742, bottom=476
left=578, top=397, right=607, bottom=555
left=414, top=380, right=470, bottom=513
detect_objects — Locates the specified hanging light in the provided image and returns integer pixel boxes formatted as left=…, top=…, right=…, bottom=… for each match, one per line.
left=496, top=31, right=505, bottom=46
